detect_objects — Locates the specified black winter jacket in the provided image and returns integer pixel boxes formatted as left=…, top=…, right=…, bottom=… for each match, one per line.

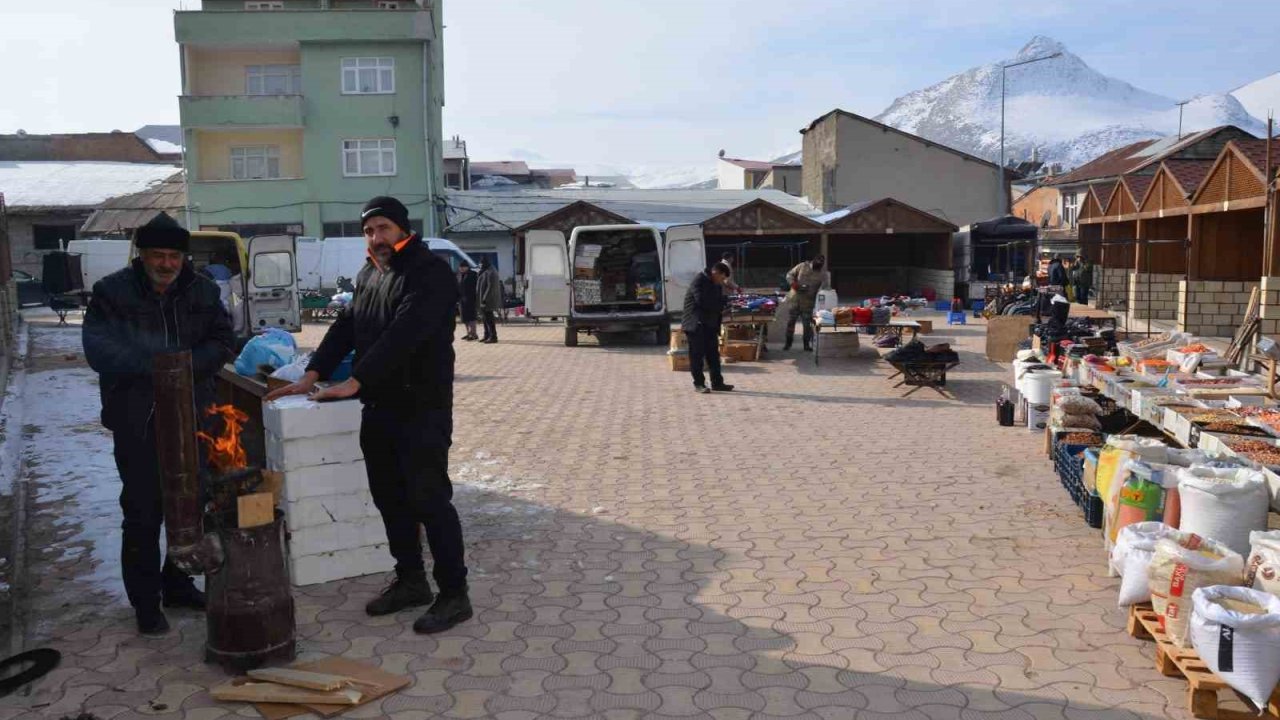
left=681, top=270, right=726, bottom=333
left=83, top=260, right=236, bottom=435
left=308, top=238, right=459, bottom=410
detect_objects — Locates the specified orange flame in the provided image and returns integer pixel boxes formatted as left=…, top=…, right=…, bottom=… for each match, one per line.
left=197, top=404, right=250, bottom=475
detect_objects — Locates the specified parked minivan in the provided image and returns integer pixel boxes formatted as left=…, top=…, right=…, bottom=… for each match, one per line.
left=523, top=224, right=706, bottom=347
left=320, top=237, right=476, bottom=289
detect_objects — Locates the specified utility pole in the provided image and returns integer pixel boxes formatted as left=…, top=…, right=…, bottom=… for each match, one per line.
left=999, top=51, right=1062, bottom=216
left=1177, top=100, right=1191, bottom=139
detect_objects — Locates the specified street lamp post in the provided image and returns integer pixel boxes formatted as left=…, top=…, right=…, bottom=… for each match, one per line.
left=999, top=52, right=1062, bottom=216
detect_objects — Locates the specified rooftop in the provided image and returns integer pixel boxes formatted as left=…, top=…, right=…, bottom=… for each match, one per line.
left=81, top=172, right=186, bottom=235
left=0, top=131, right=171, bottom=164
left=801, top=109, right=1002, bottom=171
left=719, top=157, right=775, bottom=171
left=444, top=188, right=820, bottom=234
left=0, top=161, right=179, bottom=211
left=471, top=161, right=531, bottom=177
left=1163, top=158, right=1215, bottom=196
left=1046, top=139, right=1156, bottom=186
left=1232, top=138, right=1280, bottom=176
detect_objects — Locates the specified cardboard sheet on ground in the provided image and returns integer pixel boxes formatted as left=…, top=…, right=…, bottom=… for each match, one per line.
left=251, top=657, right=410, bottom=719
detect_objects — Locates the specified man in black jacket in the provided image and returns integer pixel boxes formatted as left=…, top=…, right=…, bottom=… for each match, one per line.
left=266, top=196, right=471, bottom=634
left=83, top=212, right=236, bottom=635
left=681, top=262, right=734, bottom=394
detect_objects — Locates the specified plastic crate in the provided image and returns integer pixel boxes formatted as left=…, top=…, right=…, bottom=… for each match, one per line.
left=1083, top=491, right=1104, bottom=528
left=934, top=300, right=952, bottom=311
left=971, top=299, right=986, bottom=312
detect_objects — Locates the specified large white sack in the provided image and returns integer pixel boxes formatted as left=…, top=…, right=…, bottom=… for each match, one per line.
left=1246, top=530, right=1280, bottom=596
left=1149, top=532, right=1244, bottom=647
left=1178, top=466, right=1269, bottom=557
left=1112, top=522, right=1178, bottom=607
left=1190, top=585, right=1280, bottom=710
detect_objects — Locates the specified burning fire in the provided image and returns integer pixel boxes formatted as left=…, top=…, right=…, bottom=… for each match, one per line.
left=197, top=404, right=249, bottom=475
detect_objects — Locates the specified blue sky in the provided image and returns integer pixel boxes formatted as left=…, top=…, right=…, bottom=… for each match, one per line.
left=1, top=0, right=1277, bottom=170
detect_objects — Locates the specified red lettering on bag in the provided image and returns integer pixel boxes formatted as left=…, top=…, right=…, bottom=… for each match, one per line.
left=1170, top=564, right=1188, bottom=597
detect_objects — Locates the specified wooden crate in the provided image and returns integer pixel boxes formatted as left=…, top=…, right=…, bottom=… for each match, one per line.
left=669, top=329, right=688, bottom=351
left=668, top=352, right=690, bottom=372
left=986, top=316, right=1032, bottom=362
left=1127, top=603, right=1280, bottom=719
left=721, top=340, right=760, bottom=363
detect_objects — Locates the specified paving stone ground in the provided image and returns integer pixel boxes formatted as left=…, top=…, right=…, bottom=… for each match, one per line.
left=0, top=314, right=1199, bottom=719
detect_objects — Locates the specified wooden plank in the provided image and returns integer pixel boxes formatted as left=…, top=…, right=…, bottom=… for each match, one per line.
left=260, top=470, right=285, bottom=506
left=211, top=681, right=361, bottom=705
left=247, top=668, right=359, bottom=692
left=237, top=492, right=275, bottom=529
left=254, top=656, right=412, bottom=720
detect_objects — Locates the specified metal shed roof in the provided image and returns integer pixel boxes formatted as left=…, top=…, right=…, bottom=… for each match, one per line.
left=443, top=188, right=821, bottom=234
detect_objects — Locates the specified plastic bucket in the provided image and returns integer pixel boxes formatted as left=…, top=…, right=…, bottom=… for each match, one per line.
left=1023, top=370, right=1058, bottom=405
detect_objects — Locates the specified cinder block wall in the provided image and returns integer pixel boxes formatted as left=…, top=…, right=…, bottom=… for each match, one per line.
left=1258, top=277, right=1280, bottom=339
left=1096, top=268, right=1131, bottom=310
left=1128, top=273, right=1182, bottom=321
left=1178, top=280, right=1258, bottom=338
left=908, top=268, right=955, bottom=301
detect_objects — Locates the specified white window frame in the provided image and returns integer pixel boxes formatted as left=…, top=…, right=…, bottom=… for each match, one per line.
left=245, top=64, right=301, bottom=96
left=342, top=139, right=397, bottom=177
left=244, top=1, right=284, bottom=9
left=230, top=145, right=282, bottom=181
left=1062, top=191, right=1079, bottom=228
left=341, top=57, right=395, bottom=95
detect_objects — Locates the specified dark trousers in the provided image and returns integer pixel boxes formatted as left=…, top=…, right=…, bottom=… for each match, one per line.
left=113, top=429, right=191, bottom=611
left=785, top=303, right=815, bottom=348
left=1075, top=284, right=1091, bottom=304
left=481, top=309, right=497, bottom=341
left=687, top=328, right=723, bottom=388
left=360, top=405, right=468, bottom=593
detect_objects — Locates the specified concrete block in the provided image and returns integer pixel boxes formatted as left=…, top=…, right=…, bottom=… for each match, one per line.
left=263, top=396, right=363, bottom=439
left=1225, top=282, right=1244, bottom=293
left=290, top=544, right=395, bottom=587
left=282, top=460, right=367, bottom=501
left=285, top=490, right=379, bottom=530
left=1205, top=281, right=1224, bottom=292
left=266, top=430, right=363, bottom=472
left=1201, top=304, right=1220, bottom=315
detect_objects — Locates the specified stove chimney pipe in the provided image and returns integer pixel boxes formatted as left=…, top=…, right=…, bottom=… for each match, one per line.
left=153, top=350, right=220, bottom=573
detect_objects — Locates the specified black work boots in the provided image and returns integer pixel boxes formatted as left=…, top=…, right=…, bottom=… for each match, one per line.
left=365, top=576, right=434, bottom=616
left=413, top=591, right=474, bottom=634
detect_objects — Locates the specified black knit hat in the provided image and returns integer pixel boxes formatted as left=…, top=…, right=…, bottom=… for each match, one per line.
left=361, top=196, right=412, bottom=235
left=135, top=211, right=189, bottom=252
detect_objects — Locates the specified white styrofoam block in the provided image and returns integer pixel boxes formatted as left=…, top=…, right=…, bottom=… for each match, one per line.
left=284, top=490, right=380, bottom=530
left=289, top=516, right=387, bottom=556
left=266, top=430, right=364, bottom=472
left=280, top=460, right=367, bottom=501
left=263, top=396, right=363, bottom=439
left=290, top=544, right=395, bottom=586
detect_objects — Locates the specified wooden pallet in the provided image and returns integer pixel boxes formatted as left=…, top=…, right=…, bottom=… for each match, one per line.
left=1127, top=603, right=1280, bottom=719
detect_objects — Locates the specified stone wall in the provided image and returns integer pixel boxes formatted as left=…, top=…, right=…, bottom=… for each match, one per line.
left=1128, top=272, right=1182, bottom=321
left=1258, top=276, right=1280, bottom=340
left=1178, top=280, right=1259, bottom=338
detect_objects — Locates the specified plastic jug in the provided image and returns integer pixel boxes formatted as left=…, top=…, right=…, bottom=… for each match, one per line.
left=815, top=289, right=839, bottom=312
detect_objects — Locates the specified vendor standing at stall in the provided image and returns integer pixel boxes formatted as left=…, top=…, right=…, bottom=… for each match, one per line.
left=682, top=262, right=735, bottom=394
left=265, top=196, right=472, bottom=635
left=83, top=212, right=236, bottom=636
left=783, top=255, right=831, bottom=352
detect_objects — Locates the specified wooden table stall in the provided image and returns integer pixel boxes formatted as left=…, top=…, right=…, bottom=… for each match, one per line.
left=720, top=312, right=774, bottom=359
left=811, top=318, right=921, bottom=366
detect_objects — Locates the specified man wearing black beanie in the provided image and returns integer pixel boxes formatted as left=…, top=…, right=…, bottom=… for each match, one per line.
left=83, top=211, right=235, bottom=635
left=266, top=196, right=472, bottom=635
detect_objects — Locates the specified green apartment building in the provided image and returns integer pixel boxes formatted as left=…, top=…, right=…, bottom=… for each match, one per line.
left=174, top=0, right=444, bottom=238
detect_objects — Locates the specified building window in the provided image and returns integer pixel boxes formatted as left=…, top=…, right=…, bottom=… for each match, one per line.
left=244, top=1, right=284, bottom=9
left=341, top=57, right=395, bottom=95
left=32, top=224, right=78, bottom=251
left=1062, top=192, right=1079, bottom=227
left=376, top=1, right=403, bottom=8
left=445, top=172, right=461, bottom=189
left=342, top=139, right=396, bottom=177
left=246, top=65, right=301, bottom=96
left=230, top=145, right=281, bottom=180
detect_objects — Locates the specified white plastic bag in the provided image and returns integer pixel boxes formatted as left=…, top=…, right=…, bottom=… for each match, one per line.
left=1178, top=466, right=1270, bottom=557
left=269, top=352, right=312, bottom=384
left=1246, top=530, right=1280, bottom=596
left=1112, top=522, right=1178, bottom=607
left=1149, top=531, right=1244, bottom=647
left=1190, top=585, right=1280, bottom=709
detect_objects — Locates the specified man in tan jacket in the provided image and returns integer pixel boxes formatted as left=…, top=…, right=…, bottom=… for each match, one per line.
left=783, top=255, right=831, bottom=351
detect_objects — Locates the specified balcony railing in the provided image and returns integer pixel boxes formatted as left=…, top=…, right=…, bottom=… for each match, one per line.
left=180, top=95, right=304, bottom=129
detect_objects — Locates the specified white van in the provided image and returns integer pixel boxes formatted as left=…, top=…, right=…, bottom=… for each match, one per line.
left=320, top=237, right=476, bottom=289
left=523, top=224, right=705, bottom=347
left=67, top=238, right=131, bottom=288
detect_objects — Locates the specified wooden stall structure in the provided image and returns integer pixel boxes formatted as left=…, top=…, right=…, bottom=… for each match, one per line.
left=821, top=198, right=957, bottom=300
left=701, top=198, right=823, bottom=289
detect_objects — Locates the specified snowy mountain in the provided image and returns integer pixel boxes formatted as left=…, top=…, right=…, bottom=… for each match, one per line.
left=873, top=36, right=1267, bottom=169
left=1232, top=72, right=1280, bottom=123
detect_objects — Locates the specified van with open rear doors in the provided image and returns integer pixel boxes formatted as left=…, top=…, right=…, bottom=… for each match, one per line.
left=522, top=224, right=706, bottom=347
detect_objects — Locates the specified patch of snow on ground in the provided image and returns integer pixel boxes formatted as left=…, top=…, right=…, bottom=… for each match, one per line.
left=453, top=451, right=550, bottom=529
left=29, top=325, right=84, bottom=357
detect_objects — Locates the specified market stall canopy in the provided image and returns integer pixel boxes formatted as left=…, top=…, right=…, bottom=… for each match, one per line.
left=819, top=198, right=958, bottom=234
left=964, top=215, right=1039, bottom=243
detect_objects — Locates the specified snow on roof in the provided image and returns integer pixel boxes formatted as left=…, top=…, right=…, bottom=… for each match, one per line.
left=0, top=161, right=177, bottom=210
left=720, top=157, right=775, bottom=171
left=145, top=138, right=183, bottom=155
left=814, top=200, right=879, bottom=224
